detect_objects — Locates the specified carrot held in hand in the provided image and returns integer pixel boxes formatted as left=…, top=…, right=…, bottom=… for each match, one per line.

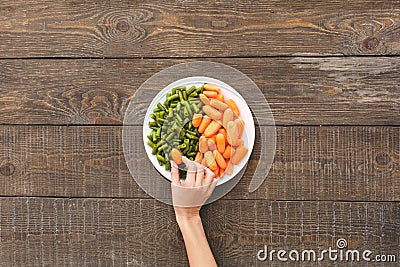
left=170, top=148, right=183, bottom=164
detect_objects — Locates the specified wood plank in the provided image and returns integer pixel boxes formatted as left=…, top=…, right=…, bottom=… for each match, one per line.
left=0, top=58, right=399, bottom=125
left=0, top=198, right=398, bottom=266
left=0, top=125, right=398, bottom=201
left=0, top=1, right=399, bottom=57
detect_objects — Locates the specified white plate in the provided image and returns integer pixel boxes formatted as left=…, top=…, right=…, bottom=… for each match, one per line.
left=143, top=76, right=255, bottom=186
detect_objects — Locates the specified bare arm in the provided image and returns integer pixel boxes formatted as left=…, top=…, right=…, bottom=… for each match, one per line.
left=176, top=213, right=217, bottom=267
left=171, top=158, right=218, bottom=267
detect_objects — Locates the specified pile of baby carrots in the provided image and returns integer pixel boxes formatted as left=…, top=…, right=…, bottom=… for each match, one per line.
left=191, top=83, right=248, bottom=178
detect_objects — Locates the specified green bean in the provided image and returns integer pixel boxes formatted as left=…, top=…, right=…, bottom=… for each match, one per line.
left=151, top=145, right=158, bottom=155
left=166, top=132, right=175, bottom=142
left=165, top=161, right=171, bottom=171
left=192, top=102, right=199, bottom=113
left=148, top=121, right=157, bottom=127
left=157, top=103, right=166, bottom=111
left=183, top=90, right=187, bottom=101
left=158, top=144, right=168, bottom=152
left=187, top=151, right=197, bottom=157
left=167, top=94, right=179, bottom=102
left=174, top=86, right=186, bottom=91
left=187, top=86, right=196, bottom=96
left=186, top=133, right=198, bottom=139
left=156, top=154, right=166, bottom=164
left=184, top=101, right=193, bottom=116
left=196, top=85, right=204, bottom=94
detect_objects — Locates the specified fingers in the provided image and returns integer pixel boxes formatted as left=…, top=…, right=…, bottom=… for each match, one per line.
left=194, top=162, right=205, bottom=187
left=182, top=156, right=196, bottom=187
left=204, top=167, right=214, bottom=185
left=170, top=161, right=180, bottom=185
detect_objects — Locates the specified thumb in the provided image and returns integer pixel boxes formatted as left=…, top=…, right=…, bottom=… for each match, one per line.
left=170, top=161, right=181, bottom=185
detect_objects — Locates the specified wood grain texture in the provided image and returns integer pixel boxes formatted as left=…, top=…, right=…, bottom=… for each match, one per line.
left=0, top=198, right=398, bottom=266
left=0, top=125, right=398, bottom=201
left=0, top=1, right=399, bottom=57
left=0, top=58, right=399, bottom=125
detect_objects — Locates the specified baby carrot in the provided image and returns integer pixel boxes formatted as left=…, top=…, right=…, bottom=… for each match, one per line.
left=204, top=151, right=218, bottom=171
left=231, top=145, right=248, bottom=165
left=203, top=91, right=218, bottom=98
left=222, top=108, right=234, bottom=129
left=170, top=148, right=183, bottom=164
left=192, top=114, right=203, bottom=127
left=194, top=152, right=202, bottom=163
left=210, top=99, right=228, bottom=111
left=199, top=138, right=209, bottom=153
left=235, top=119, right=244, bottom=138
left=209, top=135, right=216, bottom=144
left=204, top=84, right=221, bottom=93
left=219, top=128, right=227, bottom=141
left=204, top=121, right=222, bottom=138
left=227, top=121, right=240, bottom=146
left=216, top=133, right=226, bottom=154
left=213, top=150, right=227, bottom=169
left=199, top=94, right=210, bottom=105
left=216, top=94, right=224, bottom=102
left=208, top=138, right=216, bottom=151
left=219, top=167, right=225, bottom=178
left=226, top=99, right=240, bottom=116
left=213, top=165, right=220, bottom=178
left=222, top=145, right=234, bottom=159
left=203, top=105, right=222, bottom=120
left=198, top=116, right=211, bottom=133
left=225, top=160, right=234, bottom=175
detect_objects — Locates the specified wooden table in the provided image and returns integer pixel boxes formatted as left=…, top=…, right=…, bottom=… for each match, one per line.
left=0, top=1, right=399, bottom=266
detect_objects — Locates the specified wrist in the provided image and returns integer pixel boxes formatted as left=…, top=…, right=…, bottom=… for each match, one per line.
left=176, top=213, right=201, bottom=227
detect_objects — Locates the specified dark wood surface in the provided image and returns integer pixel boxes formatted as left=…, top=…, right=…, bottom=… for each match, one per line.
left=0, top=0, right=399, bottom=266
left=0, top=126, right=399, bottom=201
left=0, top=0, right=399, bottom=57
left=0, top=198, right=398, bottom=267
left=0, top=58, right=399, bottom=125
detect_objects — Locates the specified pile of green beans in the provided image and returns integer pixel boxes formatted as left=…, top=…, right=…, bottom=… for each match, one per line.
left=147, top=85, right=205, bottom=173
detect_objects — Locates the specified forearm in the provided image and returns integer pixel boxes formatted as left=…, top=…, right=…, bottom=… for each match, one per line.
left=177, top=215, right=217, bottom=267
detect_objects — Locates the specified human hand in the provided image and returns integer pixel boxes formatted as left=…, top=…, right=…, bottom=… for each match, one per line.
left=171, top=157, right=218, bottom=224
